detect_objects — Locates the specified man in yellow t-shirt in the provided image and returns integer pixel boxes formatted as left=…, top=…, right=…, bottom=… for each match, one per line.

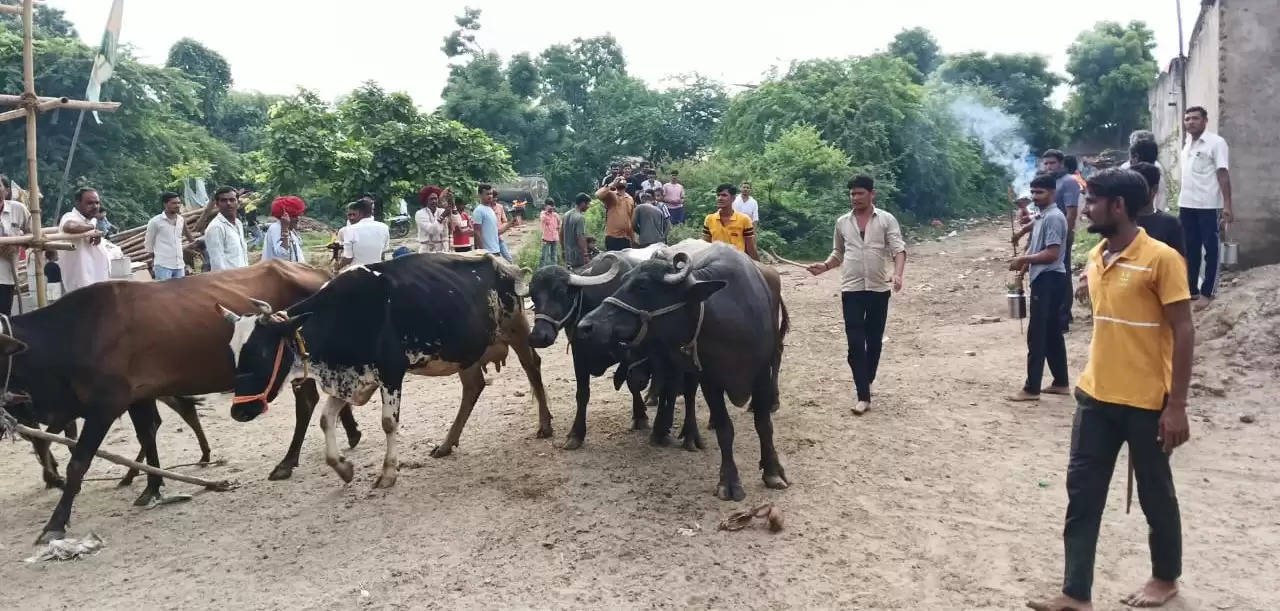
left=595, top=177, right=635, bottom=251
left=1028, top=168, right=1194, bottom=611
left=702, top=183, right=757, bottom=260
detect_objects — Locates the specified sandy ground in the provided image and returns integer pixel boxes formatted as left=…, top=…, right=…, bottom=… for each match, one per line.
left=1, top=220, right=1276, bottom=610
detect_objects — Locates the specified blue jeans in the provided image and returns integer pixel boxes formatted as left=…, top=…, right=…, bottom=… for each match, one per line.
left=1179, top=208, right=1220, bottom=297
left=668, top=206, right=686, bottom=225
left=539, top=241, right=560, bottom=268
left=154, top=266, right=185, bottom=281
left=498, top=239, right=512, bottom=262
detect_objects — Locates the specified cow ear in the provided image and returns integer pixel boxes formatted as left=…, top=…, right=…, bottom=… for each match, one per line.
left=685, top=280, right=727, bottom=304
left=216, top=304, right=240, bottom=324
left=0, top=334, right=28, bottom=357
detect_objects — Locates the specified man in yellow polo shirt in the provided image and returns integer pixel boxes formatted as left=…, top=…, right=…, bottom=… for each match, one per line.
left=1028, top=168, right=1194, bottom=611
left=702, top=183, right=758, bottom=260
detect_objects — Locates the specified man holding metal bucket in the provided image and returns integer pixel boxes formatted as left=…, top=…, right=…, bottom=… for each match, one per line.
left=1008, top=173, right=1071, bottom=402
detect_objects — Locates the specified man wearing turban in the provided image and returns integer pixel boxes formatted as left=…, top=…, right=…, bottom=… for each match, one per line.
left=415, top=185, right=453, bottom=253
left=261, top=195, right=306, bottom=262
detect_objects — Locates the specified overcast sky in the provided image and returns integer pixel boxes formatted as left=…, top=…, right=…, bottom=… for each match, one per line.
left=47, top=0, right=1200, bottom=107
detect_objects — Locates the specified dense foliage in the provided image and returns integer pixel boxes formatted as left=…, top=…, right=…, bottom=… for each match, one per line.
left=1065, top=21, right=1158, bottom=143
left=938, top=52, right=1066, bottom=153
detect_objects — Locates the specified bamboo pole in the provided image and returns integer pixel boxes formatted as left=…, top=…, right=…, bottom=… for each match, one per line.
left=0, top=5, right=23, bottom=15
left=21, top=0, right=47, bottom=308
left=0, top=107, right=26, bottom=122
left=0, top=94, right=120, bottom=113
left=14, top=423, right=236, bottom=491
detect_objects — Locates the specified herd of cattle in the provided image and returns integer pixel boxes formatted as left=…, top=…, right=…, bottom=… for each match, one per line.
left=0, top=240, right=789, bottom=544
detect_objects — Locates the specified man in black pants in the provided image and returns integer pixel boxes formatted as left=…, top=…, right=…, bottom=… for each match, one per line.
left=807, top=175, right=906, bottom=415
left=1028, top=168, right=1193, bottom=611
left=1009, top=173, right=1070, bottom=402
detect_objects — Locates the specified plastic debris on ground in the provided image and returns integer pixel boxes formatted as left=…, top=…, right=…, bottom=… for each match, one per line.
left=24, top=533, right=106, bottom=563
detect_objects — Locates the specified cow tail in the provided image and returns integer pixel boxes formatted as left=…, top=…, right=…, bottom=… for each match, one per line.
left=771, top=299, right=789, bottom=412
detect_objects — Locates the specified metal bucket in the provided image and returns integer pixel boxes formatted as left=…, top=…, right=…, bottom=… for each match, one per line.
left=108, top=257, right=132, bottom=279
left=1006, top=293, right=1027, bottom=319
left=1221, top=241, right=1239, bottom=266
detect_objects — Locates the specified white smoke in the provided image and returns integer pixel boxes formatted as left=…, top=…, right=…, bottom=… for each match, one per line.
left=947, top=96, right=1037, bottom=197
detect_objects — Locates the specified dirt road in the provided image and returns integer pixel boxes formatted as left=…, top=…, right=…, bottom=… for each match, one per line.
left=1, top=220, right=1275, bottom=609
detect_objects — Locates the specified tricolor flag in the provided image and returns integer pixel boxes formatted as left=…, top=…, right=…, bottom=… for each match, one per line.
left=85, top=0, right=123, bottom=124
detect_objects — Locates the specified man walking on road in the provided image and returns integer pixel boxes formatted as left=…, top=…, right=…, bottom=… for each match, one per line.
left=1176, top=106, right=1232, bottom=311
left=1008, top=173, right=1070, bottom=402
left=1027, top=168, right=1193, bottom=611
left=538, top=198, right=562, bottom=268
left=806, top=175, right=906, bottom=415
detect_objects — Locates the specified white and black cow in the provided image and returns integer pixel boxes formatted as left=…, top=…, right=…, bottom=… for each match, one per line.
left=220, top=253, right=551, bottom=488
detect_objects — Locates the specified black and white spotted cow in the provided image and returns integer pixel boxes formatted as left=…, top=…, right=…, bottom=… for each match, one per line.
left=219, top=253, right=551, bottom=488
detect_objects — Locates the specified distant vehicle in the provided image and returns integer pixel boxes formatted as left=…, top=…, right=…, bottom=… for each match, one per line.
left=494, top=175, right=549, bottom=219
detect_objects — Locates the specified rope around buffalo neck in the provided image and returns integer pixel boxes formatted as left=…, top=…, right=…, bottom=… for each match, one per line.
left=599, top=296, right=705, bottom=371
left=534, top=291, right=582, bottom=331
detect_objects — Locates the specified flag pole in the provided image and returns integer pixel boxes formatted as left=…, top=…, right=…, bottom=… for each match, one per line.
left=53, top=108, right=87, bottom=216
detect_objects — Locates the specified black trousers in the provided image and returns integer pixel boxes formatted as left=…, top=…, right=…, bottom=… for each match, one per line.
left=605, top=236, right=630, bottom=252
left=841, top=290, right=891, bottom=402
left=1179, top=208, right=1220, bottom=297
left=1060, top=230, right=1075, bottom=328
left=0, top=283, right=12, bottom=316
left=1062, top=389, right=1181, bottom=602
left=1024, top=272, right=1069, bottom=394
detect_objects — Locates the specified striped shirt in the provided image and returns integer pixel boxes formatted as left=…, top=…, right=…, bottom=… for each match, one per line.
left=1077, top=228, right=1190, bottom=410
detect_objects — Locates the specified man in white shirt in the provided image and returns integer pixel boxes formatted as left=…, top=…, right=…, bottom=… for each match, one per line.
left=58, top=187, right=111, bottom=293
left=732, top=181, right=760, bottom=226
left=1176, top=106, right=1233, bottom=308
left=204, top=186, right=249, bottom=271
left=144, top=191, right=194, bottom=280
left=640, top=169, right=663, bottom=196
left=261, top=195, right=306, bottom=263
left=338, top=199, right=390, bottom=270
left=0, top=174, right=32, bottom=314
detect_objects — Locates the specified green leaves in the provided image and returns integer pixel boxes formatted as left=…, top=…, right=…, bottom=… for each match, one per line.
left=1064, top=21, right=1158, bottom=143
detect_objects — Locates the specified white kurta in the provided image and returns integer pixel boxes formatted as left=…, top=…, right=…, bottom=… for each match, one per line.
left=58, top=208, right=112, bottom=293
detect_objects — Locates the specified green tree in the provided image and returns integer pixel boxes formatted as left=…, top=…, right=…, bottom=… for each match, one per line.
left=938, top=51, right=1065, bottom=151
left=888, top=27, right=942, bottom=82
left=1064, top=21, right=1158, bottom=143
left=0, top=0, right=76, bottom=38
left=165, top=38, right=232, bottom=125
left=211, top=90, right=285, bottom=153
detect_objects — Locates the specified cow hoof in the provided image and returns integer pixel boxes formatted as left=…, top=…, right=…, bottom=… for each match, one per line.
left=535, top=424, right=553, bottom=439
left=199, top=454, right=213, bottom=466
left=372, top=473, right=398, bottom=489
left=346, top=429, right=363, bottom=449
left=429, top=444, right=453, bottom=459
left=332, top=459, right=355, bottom=483
left=682, top=435, right=704, bottom=452
left=268, top=464, right=295, bottom=481
left=649, top=433, right=675, bottom=448
left=562, top=435, right=584, bottom=451
left=35, top=529, right=65, bottom=545
left=117, top=475, right=137, bottom=488
left=631, top=417, right=650, bottom=431
left=44, top=476, right=66, bottom=490
left=133, top=488, right=162, bottom=507
left=763, top=474, right=790, bottom=490
left=716, top=482, right=746, bottom=502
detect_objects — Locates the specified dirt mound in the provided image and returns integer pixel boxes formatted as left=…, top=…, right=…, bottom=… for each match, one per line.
left=1196, top=263, right=1280, bottom=373
left=296, top=215, right=334, bottom=233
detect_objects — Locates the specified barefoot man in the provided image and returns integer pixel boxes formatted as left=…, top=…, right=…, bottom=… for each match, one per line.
left=807, top=175, right=906, bottom=415
left=1028, top=168, right=1193, bottom=611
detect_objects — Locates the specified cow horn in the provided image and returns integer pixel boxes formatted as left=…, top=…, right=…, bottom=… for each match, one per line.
left=216, top=304, right=239, bottom=324
left=248, top=298, right=274, bottom=314
left=662, top=253, right=692, bottom=284
left=568, top=258, right=621, bottom=287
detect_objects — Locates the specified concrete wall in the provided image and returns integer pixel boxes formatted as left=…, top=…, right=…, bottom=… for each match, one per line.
left=1219, top=0, right=1280, bottom=266
left=1149, top=0, right=1280, bottom=267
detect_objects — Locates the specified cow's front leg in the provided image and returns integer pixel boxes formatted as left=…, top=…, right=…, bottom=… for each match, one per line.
left=373, top=385, right=401, bottom=489
left=679, top=373, right=704, bottom=451
left=38, top=414, right=112, bottom=544
left=432, top=365, right=485, bottom=458
left=318, top=395, right=354, bottom=483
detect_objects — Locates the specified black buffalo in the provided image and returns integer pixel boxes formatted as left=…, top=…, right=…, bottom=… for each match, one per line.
left=576, top=243, right=789, bottom=500
left=222, top=253, right=551, bottom=488
left=527, top=246, right=702, bottom=450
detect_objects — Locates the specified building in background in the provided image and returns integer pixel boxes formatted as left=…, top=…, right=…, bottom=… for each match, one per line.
left=1149, top=0, right=1280, bottom=268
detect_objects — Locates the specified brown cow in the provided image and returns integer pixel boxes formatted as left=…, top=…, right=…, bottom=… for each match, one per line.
left=0, top=260, right=359, bottom=544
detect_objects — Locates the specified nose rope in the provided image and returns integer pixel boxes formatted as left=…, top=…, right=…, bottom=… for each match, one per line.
left=599, top=297, right=704, bottom=371
left=231, top=328, right=311, bottom=410
left=533, top=291, right=582, bottom=331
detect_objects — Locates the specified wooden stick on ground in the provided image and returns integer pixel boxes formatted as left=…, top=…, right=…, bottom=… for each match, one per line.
left=14, top=423, right=236, bottom=491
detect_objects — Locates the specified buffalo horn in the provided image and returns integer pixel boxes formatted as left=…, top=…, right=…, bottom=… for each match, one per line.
left=662, top=253, right=692, bottom=284
left=568, top=258, right=621, bottom=287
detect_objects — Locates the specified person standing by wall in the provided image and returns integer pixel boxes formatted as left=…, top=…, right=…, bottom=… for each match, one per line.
left=204, top=186, right=249, bottom=271
left=703, top=183, right=758, bottom=260
left=538, top=198, right=562, bottom=268
left=0, top=174, right=32, bottom=314
left=1008, top=173, right=1070, bottom=402
left=1177, top=106, right=1232, bottom=310
left=57, top=187, right=111, bottom=292
left=806, top=175, right=906, bottom=415
left=145, top=191, right=195, bottom=279
left=260, top=195, right=306, bottom=263
left=1027, top=168, right=1192, bottom=611
left=596, top=177, right=636, bottom=251
left=663, top=169, right=686, bottom=225
left=561, top=193, right=591, bottom=269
